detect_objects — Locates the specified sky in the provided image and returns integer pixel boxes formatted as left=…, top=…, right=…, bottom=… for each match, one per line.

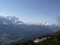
left=0, top=0, right=60, bottom=24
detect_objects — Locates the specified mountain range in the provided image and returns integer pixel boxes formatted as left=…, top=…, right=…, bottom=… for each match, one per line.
left=0, top=16, right=59, bottom=45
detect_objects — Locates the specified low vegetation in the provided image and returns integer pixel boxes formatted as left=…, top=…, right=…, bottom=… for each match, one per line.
left=15, top=31, right=60, bottom=45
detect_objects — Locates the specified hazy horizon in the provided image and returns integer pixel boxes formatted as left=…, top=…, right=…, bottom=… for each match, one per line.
left=0, top=0, right=60, bottom=24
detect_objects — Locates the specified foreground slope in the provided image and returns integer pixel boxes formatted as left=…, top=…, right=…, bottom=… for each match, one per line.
left=15, top=31, right=60, bottom=45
